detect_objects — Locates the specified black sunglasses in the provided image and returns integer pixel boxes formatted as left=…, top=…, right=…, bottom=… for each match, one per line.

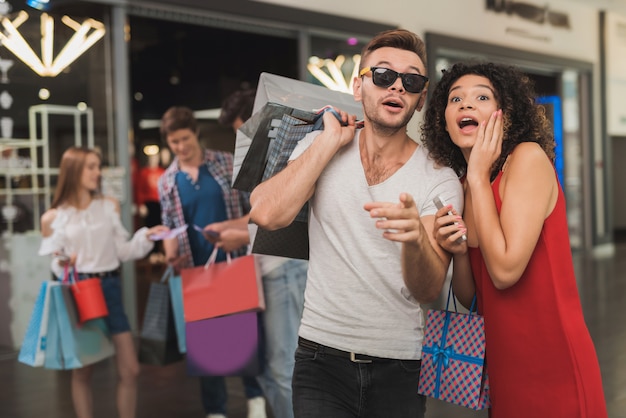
left=359, top=66, right=429, bottom=94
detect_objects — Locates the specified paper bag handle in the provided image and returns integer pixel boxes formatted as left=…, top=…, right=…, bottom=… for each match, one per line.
left=62, top=264, right=78, bottom=286
left=201, top=243, right=254, bottom=270
left=160, top=265, right=175, bottom=283
left=203, top=246, right=232, bottom=270
left=445, top=283, right=478, bottom=317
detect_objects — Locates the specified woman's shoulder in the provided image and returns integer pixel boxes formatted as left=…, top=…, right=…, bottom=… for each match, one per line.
left=503, top=142, right=556, bottom=187
left=40, top=208, right=58, bottom=236
left=507, top=142, right=552, bottom=167
left=100, top=196, right=121, bottom=213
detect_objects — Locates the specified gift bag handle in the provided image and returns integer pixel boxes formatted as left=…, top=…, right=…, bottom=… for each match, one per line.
left=445, top=283, right=478, bottom=317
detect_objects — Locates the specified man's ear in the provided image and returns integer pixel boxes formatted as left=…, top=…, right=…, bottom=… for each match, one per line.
left=353, top=76, right=362, bottom=101
left=415, top=89, right=427, bottom=112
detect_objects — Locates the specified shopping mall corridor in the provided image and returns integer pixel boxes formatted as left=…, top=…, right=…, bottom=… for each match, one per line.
left=1, top=242, right=625, bottom=418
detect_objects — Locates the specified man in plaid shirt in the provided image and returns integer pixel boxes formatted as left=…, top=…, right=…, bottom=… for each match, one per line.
left=157, top=106, right=266, bottom=418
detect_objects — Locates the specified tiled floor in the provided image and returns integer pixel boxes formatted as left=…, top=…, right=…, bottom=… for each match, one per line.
left=1, top=242, right=625, bottom=418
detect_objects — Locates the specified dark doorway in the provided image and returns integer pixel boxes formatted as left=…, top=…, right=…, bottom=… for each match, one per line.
left=128, top=15, right=299, bottom=153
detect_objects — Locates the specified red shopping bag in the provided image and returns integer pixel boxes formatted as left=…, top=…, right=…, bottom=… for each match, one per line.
left=64, top=266, right=108, bottom=324
left=181, top=248, right=264, bottom=322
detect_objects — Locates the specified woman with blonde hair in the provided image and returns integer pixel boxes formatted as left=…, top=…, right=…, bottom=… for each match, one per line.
left=39, top=146, right=168, bottom=418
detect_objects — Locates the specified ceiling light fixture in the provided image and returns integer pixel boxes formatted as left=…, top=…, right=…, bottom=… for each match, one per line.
left=307, top=54, right=361, bottom=93
left=0, top=10, right=105, bottom=77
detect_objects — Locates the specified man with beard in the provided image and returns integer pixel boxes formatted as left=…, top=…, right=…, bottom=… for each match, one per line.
left=249, top=29, right=463, bottom=417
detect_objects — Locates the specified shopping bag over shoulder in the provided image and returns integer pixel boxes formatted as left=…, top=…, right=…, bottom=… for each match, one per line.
left=233, top=73, right=363, bottom=260
left=181, top=248, right=264, bottom=322
left=241, top=108, right=339, bottom=260
left=138, top=266, right=184, bottom=365
left=232, top=72, right=363, bottom=189
left=18, top=281, right=54, bottom=367
left=232, top=103, right=317, bottom=193
left=186, top=311, right=264, bottom=377
left=250, top=111, right=319, bottom=260
left=418, top=289, right=490, bottom=410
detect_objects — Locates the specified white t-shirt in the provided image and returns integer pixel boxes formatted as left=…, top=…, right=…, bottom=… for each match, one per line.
left=291, top=130, right=463, bottom=360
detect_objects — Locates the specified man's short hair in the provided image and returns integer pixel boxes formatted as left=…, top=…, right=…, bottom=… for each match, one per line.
left=160, top=106, right=198, bottom=141
left=218, top=89, right=257, bottom=126
left=360, top=29, right=427, bottom=72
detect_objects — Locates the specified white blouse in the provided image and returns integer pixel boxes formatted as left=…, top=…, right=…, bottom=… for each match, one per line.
left=39, top=198, right=154, bottom=278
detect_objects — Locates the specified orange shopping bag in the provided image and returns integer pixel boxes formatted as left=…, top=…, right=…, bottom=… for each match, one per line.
left=181, top=248, right=264, bottom=322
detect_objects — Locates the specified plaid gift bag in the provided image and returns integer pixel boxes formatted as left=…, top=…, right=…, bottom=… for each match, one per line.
left=232, top=72, right=363, bottom=189
left=418, top=288, right=490, bottom=410
left=232, top=73, right=364, bottom=260
left=233, top=103, right=317, bottom=193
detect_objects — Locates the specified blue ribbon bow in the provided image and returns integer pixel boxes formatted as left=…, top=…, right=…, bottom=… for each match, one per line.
left=432, top=344, right=455, bottom=369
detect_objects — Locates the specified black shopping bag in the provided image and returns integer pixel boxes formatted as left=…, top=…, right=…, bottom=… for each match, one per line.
left=232, top=103, right=317, bottom=193
left=250, top=112, right=321, bottom=260
left=138, top=276, right=184, bottom=366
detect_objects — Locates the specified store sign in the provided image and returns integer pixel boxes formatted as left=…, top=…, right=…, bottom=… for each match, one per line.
left=0, top=11, right=105, bottom=77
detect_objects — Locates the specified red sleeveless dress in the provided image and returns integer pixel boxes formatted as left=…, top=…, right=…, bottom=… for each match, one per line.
left=468, top=172, right=607, bottom=418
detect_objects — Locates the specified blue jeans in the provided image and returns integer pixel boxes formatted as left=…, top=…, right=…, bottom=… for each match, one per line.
left=292, top=340, right=426, bottom=418
left=256, top=259, right=308, bottom=418
left=200, top=375, right=263, bottom=414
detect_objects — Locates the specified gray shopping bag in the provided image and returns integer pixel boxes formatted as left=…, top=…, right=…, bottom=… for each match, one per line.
left=232, top=72, right=363, bottom=189
left=234, top=73, right=363, bottom=260
left=233, top=103, right=317, bottom=193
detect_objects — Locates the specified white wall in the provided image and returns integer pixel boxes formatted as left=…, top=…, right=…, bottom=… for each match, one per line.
left=259, top=0, right=601, bottom=62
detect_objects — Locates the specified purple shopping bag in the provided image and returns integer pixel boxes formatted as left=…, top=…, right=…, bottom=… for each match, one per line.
left=185, top=311, right=264, bottom=377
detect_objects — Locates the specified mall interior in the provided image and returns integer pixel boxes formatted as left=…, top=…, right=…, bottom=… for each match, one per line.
left=0, top=0, right=625, bottom=416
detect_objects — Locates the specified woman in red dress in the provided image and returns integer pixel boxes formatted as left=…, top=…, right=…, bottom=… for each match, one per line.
left=422, top=62, right=607, bottom=417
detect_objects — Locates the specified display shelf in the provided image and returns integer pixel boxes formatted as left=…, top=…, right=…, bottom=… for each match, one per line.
left=0, top=138, right=46, bottom=148
left=1, top=104, right=93, bottom=234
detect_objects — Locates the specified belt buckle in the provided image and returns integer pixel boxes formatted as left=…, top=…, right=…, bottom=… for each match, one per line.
left=350, top=352, right=372, bottom=364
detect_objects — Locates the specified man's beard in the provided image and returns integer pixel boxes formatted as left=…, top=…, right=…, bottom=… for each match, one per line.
left=362, top=96, right=415, bottom=137
left=365, top=108, right=414, bottom=137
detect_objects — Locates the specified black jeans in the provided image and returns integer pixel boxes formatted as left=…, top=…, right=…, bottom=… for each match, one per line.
left=292, top=339, right=426, bottom=418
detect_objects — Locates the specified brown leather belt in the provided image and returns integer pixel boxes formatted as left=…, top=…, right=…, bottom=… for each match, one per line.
left=298, top=337, right=381, bottom=364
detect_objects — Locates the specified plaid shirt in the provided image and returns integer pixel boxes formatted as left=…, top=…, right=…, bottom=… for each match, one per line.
left=158, top=148, right=251, bottom=269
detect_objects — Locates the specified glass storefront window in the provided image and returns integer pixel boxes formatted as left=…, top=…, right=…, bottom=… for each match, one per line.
left=0, top=0, right=112, bottom=232
left=307, top=34, right=366, bottom=93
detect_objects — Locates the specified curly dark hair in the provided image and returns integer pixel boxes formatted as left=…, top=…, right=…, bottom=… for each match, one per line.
left=421, top=61, right=555, bottom=180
